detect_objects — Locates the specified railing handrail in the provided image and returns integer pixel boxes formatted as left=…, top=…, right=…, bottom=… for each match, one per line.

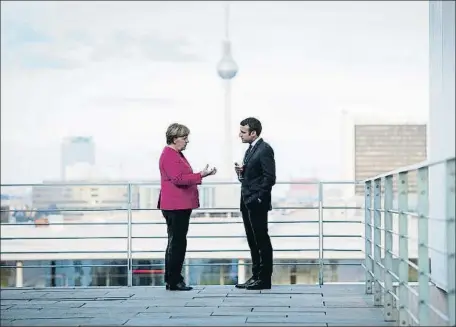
left=362, top=155, right=455, bottom=182
left=0, top=180, right=362, bottom=187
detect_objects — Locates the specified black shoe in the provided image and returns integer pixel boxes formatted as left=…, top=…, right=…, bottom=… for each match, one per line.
left=166, top=277, right=184, bottom=290
left=168, top=281, right=193, bottom=291
left=235, top=276, right=257, bottom=289
left=246, top=279, right=271, bottom=290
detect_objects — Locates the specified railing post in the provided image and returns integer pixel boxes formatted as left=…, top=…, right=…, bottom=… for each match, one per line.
left=15, top=261, right=23, bottom=288
left=318, top=182, right=324, bottom=285
left=364, top=180, right=373, bottom=294
left=373, top=178, right=382, bottom=306
left=127, top=183, right=133, bottom=287
left=445, top=158, right=455, bottom=327
left=417, top=167, right=430, bottom=326
left=383, top=175, right=395, bottom=321
left=185, top=258, right=190, bottom=283
left=397, top=172, right=409, bottom=326
left=238, top=259, right=246, bottom=284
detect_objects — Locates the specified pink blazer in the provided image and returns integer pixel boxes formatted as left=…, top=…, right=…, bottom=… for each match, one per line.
left=158, top=146, right=202, bottom=210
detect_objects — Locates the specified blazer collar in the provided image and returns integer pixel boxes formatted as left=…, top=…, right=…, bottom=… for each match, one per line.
left=245, top=138, right=263, bottom=164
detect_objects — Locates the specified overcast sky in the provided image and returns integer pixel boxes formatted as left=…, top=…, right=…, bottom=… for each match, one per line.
left=1, top=1, right=429, bottom=184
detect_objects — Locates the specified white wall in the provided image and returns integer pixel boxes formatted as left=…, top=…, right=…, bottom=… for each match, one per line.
left=428, top=0, right=455, bottom=291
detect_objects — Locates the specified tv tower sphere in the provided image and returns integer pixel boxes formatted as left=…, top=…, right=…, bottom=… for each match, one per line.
left=217, top=40, right=238, bottom=79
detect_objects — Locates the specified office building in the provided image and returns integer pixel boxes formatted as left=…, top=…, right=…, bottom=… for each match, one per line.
left=353, top=124, right=427, bottom=194
left=60, top=137, right=96, bottom=180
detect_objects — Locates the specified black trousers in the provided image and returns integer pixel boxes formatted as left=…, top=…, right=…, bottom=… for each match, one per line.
left=162, top=209, right=192, bottom=285
left=240, top=198, right=273, bottom=280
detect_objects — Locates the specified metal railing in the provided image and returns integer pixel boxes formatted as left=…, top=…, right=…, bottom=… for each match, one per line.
left=1, top=181, right=364, bottom=287
left=1, top=165, right=454, bottom=324
left=363, top=156, right=455, bottom=326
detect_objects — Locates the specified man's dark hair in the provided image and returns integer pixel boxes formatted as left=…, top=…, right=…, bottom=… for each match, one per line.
left=240, top=117, right=262, bottom=136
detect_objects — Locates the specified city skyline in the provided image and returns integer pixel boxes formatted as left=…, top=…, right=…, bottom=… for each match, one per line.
left=1, top=1, right=430, bottom=183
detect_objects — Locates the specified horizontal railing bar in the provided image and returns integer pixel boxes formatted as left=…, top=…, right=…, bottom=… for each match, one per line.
left=1, top=206, right=363, bottom=213
left=0, top=207, right=274, bottom=213
left=2, top=250, right=364, bottom=256
left=0, top=264, right=128, bottom=268
left=1, top=183, right=136, bottom=187
left=384, top=249, right=423, bottom=272
left=374, top=259, right=385, bottom=270
left=365, top=208, right=450, bottom=222
left=360, top=236, right=451, bottom=266
left=403, top=306, right=419, bottom=325
left=422, top=244, right=449, bottom=255
left=0, top=180, right=362, bottom=187
left=2, top=236, right=128, bottom=240
left=386, top=289, right=399, bottom=301
left=364, top=246, right=422, bottom=274
left=384, top=269, right=400, bottom=281
left=382, top=230, right=449, bottom=255
left=4, top=208, right=129, bottom=213
left=0, top=207, right=319, bottom=213
left=0, top=219, right=363, bottom=227
left=425, top=302, right=452, bottom=322
left=131, top=249, right=321, bottom=253
left=378, top=251, right=450, bottom=288
left=1, top=234, right=362, bottom=240
left=2, top=251, right=127, bottom=254
left=1, top=222, right=127, bottom=226
left=323, top=220, right=363, bottom=223
left=129, top=208, right=281, bottom=212
left=364, top=229, right=453, bottom=255
left=376, top=248, right=450, bottom=288
left=387, top=284, right=451, bottom=322
left=322, top=235, right=361, bottom=238
left=133, top=220, right=361, bottom=225
left=364, top=267, right=375, bottom=278
left=403, top=282, right=419, bottom=297
left=131, top=220, right=319, bottom=225
left=322, top=206, right=361, bottom=210
left=323, top=248, right=362, bottom=252
left=137, top=235, right=323, bottom=239
left=0, top=262, right=363, bottom=269
left=376, top=280, right=386, bottom=290
left=362, top=156, right=454, bottom=182
left=184, top=207, right=322, bottom=210
left=133, top=262, right=363, bottom=267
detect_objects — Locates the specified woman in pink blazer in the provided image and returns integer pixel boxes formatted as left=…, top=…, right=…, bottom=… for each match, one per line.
left=158, top=123, right=216, bottom=291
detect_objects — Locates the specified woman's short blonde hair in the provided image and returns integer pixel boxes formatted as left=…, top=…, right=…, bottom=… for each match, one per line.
left=166, top=123, right=190, bottom=145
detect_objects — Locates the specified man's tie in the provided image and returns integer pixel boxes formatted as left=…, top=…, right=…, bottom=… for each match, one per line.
left=243, top=144, right=253, bottom=165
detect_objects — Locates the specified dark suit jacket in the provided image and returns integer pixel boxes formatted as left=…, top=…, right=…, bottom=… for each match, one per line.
left=239, top=139, right=276, bottom=210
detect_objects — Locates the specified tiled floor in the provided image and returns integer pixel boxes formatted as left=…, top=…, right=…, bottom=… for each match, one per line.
left=1, top=284, right=394, bottom=326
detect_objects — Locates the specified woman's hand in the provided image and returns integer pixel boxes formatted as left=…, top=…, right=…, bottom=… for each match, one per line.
left=200, top=164, right=217, bottom=178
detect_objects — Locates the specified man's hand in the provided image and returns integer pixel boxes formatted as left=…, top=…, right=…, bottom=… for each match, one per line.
left=234, top=162, right=244, bottom=175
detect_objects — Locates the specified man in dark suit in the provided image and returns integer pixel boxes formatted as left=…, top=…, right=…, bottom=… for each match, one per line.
left=234, top=117, right=276, bottom=290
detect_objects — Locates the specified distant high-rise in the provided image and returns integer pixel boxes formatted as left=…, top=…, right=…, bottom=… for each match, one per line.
left=60, top=136, right=95, bottom=180
left=354, top=124, right=427, bottom=194
left=339, top=111, right=428, bottom=197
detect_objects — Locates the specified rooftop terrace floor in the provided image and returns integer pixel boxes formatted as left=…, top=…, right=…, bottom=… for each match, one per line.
left=1, top=284, right=393, bottom=326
